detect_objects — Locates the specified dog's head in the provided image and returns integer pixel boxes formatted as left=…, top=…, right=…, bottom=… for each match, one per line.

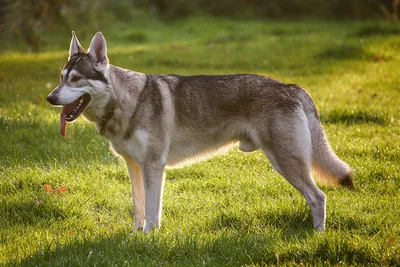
left=47, top=32, right=111, bottom=137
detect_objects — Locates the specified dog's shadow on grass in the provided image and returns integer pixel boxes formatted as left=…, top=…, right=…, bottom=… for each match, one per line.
left=13, top=201, right=377, bottom=266
left=209, top=206, right=315, bottom=237
left=14, top=219, right=314, bottom=266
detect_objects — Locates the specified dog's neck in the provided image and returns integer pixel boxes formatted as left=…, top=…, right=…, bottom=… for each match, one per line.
left=98, top=65, right=118, bottom=136
left=96, top=65, right=147, bottom=136
left=99, top=97, right=116, bottom=136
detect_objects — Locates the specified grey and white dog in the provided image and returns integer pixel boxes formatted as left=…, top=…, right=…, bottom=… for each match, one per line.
left=47, top=32, right=353, bottom=233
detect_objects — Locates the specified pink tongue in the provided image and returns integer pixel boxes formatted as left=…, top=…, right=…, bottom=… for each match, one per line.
left=60, top=107, right=67, bottom=137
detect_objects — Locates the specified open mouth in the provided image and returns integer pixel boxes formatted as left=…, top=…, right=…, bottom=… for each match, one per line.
left=62, top=93, right=91, bottom=122
left=60, top=93, right=91, bottom=137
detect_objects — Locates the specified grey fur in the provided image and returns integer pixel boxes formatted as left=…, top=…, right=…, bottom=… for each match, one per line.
left=47, top=32, right=353, bottom=233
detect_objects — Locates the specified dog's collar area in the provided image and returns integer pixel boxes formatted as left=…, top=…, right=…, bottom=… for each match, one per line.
left=99, top=99, right=116, bottom=136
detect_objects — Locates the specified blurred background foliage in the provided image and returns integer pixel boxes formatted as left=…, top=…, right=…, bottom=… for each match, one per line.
left=0, top=0, right=399, bottom=52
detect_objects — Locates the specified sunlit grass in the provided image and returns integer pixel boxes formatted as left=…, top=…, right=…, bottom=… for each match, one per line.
left=0, top=18, right=399, bottom=266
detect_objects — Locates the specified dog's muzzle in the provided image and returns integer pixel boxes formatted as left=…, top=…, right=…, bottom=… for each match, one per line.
left=47, top=93, right=59, bottom=105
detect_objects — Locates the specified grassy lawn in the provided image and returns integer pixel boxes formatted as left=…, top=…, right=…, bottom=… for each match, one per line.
left=1, top=18, right=399, bottom=266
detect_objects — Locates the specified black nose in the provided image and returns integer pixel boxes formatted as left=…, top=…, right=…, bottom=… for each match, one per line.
left=46, top=93, right=58, bottom=105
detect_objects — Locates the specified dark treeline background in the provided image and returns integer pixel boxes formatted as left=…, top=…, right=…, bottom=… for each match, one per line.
left=150, top=0, right=398, bottom=20
left=0, top=0, right=399, bottom=51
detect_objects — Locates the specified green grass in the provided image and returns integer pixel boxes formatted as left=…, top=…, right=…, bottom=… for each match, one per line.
left=1, top=17, right=399, bottom=266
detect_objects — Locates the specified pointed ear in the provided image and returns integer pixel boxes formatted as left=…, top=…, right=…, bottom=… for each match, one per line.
left=88, top=32, right=108, bottom=65
left=68, top=31, right=85, bottom=60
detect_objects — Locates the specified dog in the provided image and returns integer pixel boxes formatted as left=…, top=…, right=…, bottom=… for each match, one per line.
left=47, top=32, right=353, bottom=233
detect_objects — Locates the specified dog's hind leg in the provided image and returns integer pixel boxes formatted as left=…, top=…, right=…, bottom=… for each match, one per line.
left=124, top=157, right=146, bottom=232
left=261, top=113, right=326, bottom=231
left=265, top=148, right=326, bottom=231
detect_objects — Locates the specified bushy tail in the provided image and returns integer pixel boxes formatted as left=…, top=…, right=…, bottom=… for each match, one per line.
left=297, top=86, right=354, bottom=188
left=310, top=125, right=353, bottom=188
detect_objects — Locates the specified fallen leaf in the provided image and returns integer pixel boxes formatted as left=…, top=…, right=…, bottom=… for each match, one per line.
left=43, top=184, right=53, bottom=192
left=70, top=230, right=76, bottom=237
left=59, top=185, right=67, bottom=192
left=373, top=55, right=387, bottom=62
left=55, top=185, right=68, bottom=194
left=43, top=184, right=68, bottom=194
left=389, top=236, right=394, bottom=245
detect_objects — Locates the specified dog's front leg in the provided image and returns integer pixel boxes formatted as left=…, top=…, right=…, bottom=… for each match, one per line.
left=124, top=157, right=146, bottom=232
left=141, top=161, right=166, bottom=233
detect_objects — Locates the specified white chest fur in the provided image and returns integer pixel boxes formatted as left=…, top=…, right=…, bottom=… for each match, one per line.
left=110, top=129, right=149, bottom=163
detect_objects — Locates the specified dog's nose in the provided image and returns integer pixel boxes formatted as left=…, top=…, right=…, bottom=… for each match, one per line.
left=46, top=93, right=58, bottom=105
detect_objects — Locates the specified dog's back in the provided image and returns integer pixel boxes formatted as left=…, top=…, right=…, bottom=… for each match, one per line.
left=137, top=73, right=353, bottom=190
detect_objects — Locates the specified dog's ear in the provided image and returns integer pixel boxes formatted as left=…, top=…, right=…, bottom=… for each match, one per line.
left=88, top=32, right=108, bottom=66
left=69, top=31, right=85, bottom=60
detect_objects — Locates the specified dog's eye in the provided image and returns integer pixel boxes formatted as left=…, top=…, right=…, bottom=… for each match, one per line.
left=70, top=76, right=81, bottom=83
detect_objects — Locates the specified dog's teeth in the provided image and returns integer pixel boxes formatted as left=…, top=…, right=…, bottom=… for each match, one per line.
left=80, top=98, right=83, bottom=104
